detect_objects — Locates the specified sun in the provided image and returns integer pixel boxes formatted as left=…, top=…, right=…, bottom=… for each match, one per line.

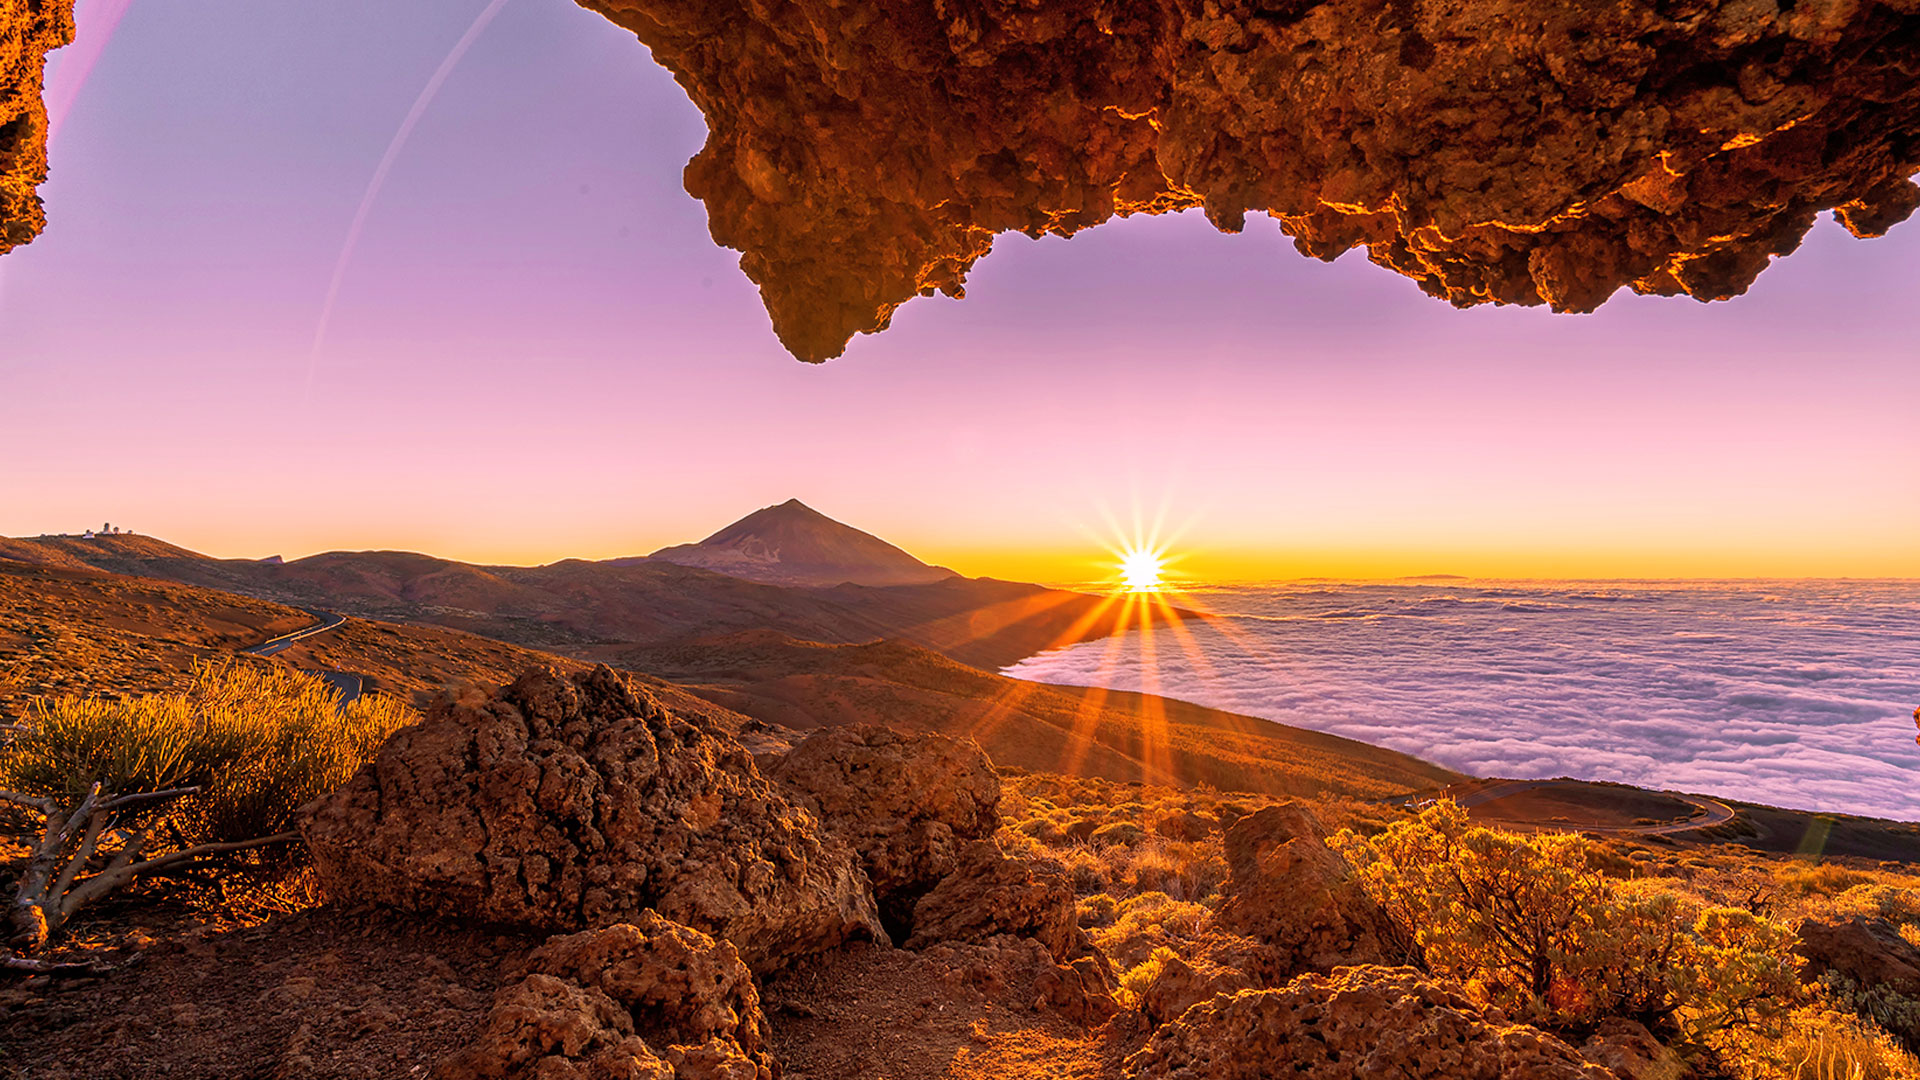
left=1118, top=547, right=1166, bottom=592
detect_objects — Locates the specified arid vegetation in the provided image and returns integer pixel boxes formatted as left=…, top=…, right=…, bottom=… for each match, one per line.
left=1, top=600, right=1918, bottom=1078
left=995, top=773, right=1920, bottom=1079
left=0, top=661, right=412, bottom=954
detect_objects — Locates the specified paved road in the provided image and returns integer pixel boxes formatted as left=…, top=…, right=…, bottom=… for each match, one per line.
left=242, top=609, right=347, bottom=657
left=1419, top=778, right=1736, bottom=838
left=242, top=610, right=363, bottom=707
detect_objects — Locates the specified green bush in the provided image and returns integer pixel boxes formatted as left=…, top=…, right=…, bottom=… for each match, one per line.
left=2, top=659, right=414, bottom=848
left=1329, top=801, right=1802, bottom=1042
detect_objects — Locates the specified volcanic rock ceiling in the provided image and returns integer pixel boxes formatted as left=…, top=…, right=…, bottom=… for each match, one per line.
left=0, top=0, right=73, bottom=256
left=4, top=0, right=1916, bottom=360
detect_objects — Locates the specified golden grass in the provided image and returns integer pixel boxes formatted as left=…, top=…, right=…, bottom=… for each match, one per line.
left=1, top=658, right=413, bottom=847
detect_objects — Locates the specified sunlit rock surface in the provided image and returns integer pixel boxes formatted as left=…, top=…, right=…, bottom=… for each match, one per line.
left=0, top=0, right=74, bottom=254
left=579, top=0, right=1920, bottom=361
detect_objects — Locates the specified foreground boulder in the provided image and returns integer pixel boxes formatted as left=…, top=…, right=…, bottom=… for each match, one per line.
left=437, top=914, right=772, bottom=1080
left=770, top=724, right=1000, bottom=930
left=905, top=840, right=1085, bottom=961
left=304, top=667, right=883, bottom=971
left=1125, top=966, right=1613, bottom=1080
left=1215, top=803, right=1394, bottom=975
left=1795, top=913, right=1920, bottom=1044
left=1796, top=914, right=1920, bottom=998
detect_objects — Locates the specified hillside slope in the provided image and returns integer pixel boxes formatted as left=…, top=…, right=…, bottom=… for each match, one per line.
left=0, top=532, right=1183, bottom=669
left=612, top=631, right=1462, bottom=801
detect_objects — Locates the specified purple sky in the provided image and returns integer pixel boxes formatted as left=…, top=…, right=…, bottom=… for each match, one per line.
left=3, top=0, right=1917, bottom=581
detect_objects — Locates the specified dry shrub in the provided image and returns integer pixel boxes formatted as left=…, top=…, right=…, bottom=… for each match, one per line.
left=1720, top=1007, right=1920, bottom=1080
left=1782, top=863, right=1879, bottom=899
left=0, top=661, right=415, bottom=944
left=1331, top=801, right=1802, bottom=1044
left=1078, top=893, right=1118, bottom=929
left=2, top=659, right=412, bottom=849
left=1125, top=839, right=1228, bottom=904
left=1090, top=891, right=1212, bottom=968
left=1115, top=946, right=1180, bottom=1010
left=1055, top=845, right=1112, bottom=894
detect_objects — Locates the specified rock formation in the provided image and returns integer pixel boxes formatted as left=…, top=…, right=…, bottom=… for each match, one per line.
left=1797, top=914, right=1920, bottom=999
left=770, top=724, right=1000, bottom=932
left=904, top=840, right=1086, bottom=961
left=0, top=0, right=74, bottom=254
left=1215, top=802, right=1395, bottom=975
left=436, top=914, right=774, bottom=1080
left=576, top=0, right=1920, bottom=361
left=303, top=666, right=884, bottom=972
left=1138, top=953, right=1253, bottom=1029
left=1125, top=966, right=1615, bottom=1080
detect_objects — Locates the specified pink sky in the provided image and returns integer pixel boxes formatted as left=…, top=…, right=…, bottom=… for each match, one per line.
left=2, top=0, right=1916, bottom=581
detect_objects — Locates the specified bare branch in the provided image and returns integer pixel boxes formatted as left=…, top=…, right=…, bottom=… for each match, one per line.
left=1, top=952, right=126, bottom=977
left=0, top=791, right=56, bottom=818
left=47, top=808, right=111, bottom=906
left=97, top=787, right=201, bottom=813
left=59, top=831, right=299, bottom=918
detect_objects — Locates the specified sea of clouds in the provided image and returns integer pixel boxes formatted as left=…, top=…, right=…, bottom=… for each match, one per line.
left=1002, top=581, right=1920, bottom=820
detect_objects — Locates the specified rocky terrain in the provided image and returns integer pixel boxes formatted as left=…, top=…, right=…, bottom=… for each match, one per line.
left=577, top=0, right=1920, bottom=361
left=0, top=0, right=73, bottom=255
left=9, top=664, right=1919, bottom=1078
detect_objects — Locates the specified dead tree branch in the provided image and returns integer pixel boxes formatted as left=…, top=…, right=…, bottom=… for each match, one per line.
left=0, top=783, right=297, bottom=953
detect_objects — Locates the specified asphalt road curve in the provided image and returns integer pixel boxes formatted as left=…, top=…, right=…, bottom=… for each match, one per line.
left=242, top=610, right=363, bottom=707
left=1425, top=778, right=1736, bottom=838
left=242, top=610, right=347, bottom=657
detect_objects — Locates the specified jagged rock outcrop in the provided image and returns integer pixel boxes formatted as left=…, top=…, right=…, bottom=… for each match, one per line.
left=0, top=0, right=74, bottom=255
left=1796, top=914, right=1920, bottom=998
left=904, top=840, right=1085, bottom=960
left=577, top=0, right=1920, bottom=362
left=436, top=915, right=774, bottom=1080
left=1215, top=802, right=1396, bottom=975
left=1125, top=966, right=1615, bottom=1080
left=1577, top=1019, right=1686, bottom=1080
left=1138, top=954, right=1253, bottom=1029
left=303, top=666, right=884, bottom=972
left=770, top=724, right=1000, bottom=931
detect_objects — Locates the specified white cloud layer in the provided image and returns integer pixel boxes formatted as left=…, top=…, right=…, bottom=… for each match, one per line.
left=1003, top=581, right=1920, bottom=820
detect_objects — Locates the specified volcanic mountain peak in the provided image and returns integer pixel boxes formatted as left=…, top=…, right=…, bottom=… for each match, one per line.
left=645, top=499, right=959, bottom=588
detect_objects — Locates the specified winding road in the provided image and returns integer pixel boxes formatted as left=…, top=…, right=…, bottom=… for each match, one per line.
left=242, top=610, right=346, bottom=657
left=1413, top=778, right=1736, bottom=838
left=242, top=610, right=363, bottom=707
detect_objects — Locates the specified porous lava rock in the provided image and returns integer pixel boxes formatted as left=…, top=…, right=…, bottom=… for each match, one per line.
left=1138, top=953, right=1253, bottom=1029
left=1796, top=914, right=1920, bottom=996
left=0, top=0, right=74, bottom=254
left=1577, top=1019, right=1686, bottom=1080
left=303, top=666, right=884, bottom=972
left=1215, top=802, right=1395, bottom=975
left=436, top=914, right=774, bottom=1080
left=577, top=0, right=1920, bottom=362
left=769, top=724, right=1000, bottom=931
left=1796, top=912, right=1920, bottom=1045
left=1124, top=966, right=1615, bottom=1080
left=904, top=839, right=1085, bottom=960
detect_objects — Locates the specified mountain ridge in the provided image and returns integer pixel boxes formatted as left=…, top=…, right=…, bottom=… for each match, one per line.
left=642, top=498, right=959, bottom=588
